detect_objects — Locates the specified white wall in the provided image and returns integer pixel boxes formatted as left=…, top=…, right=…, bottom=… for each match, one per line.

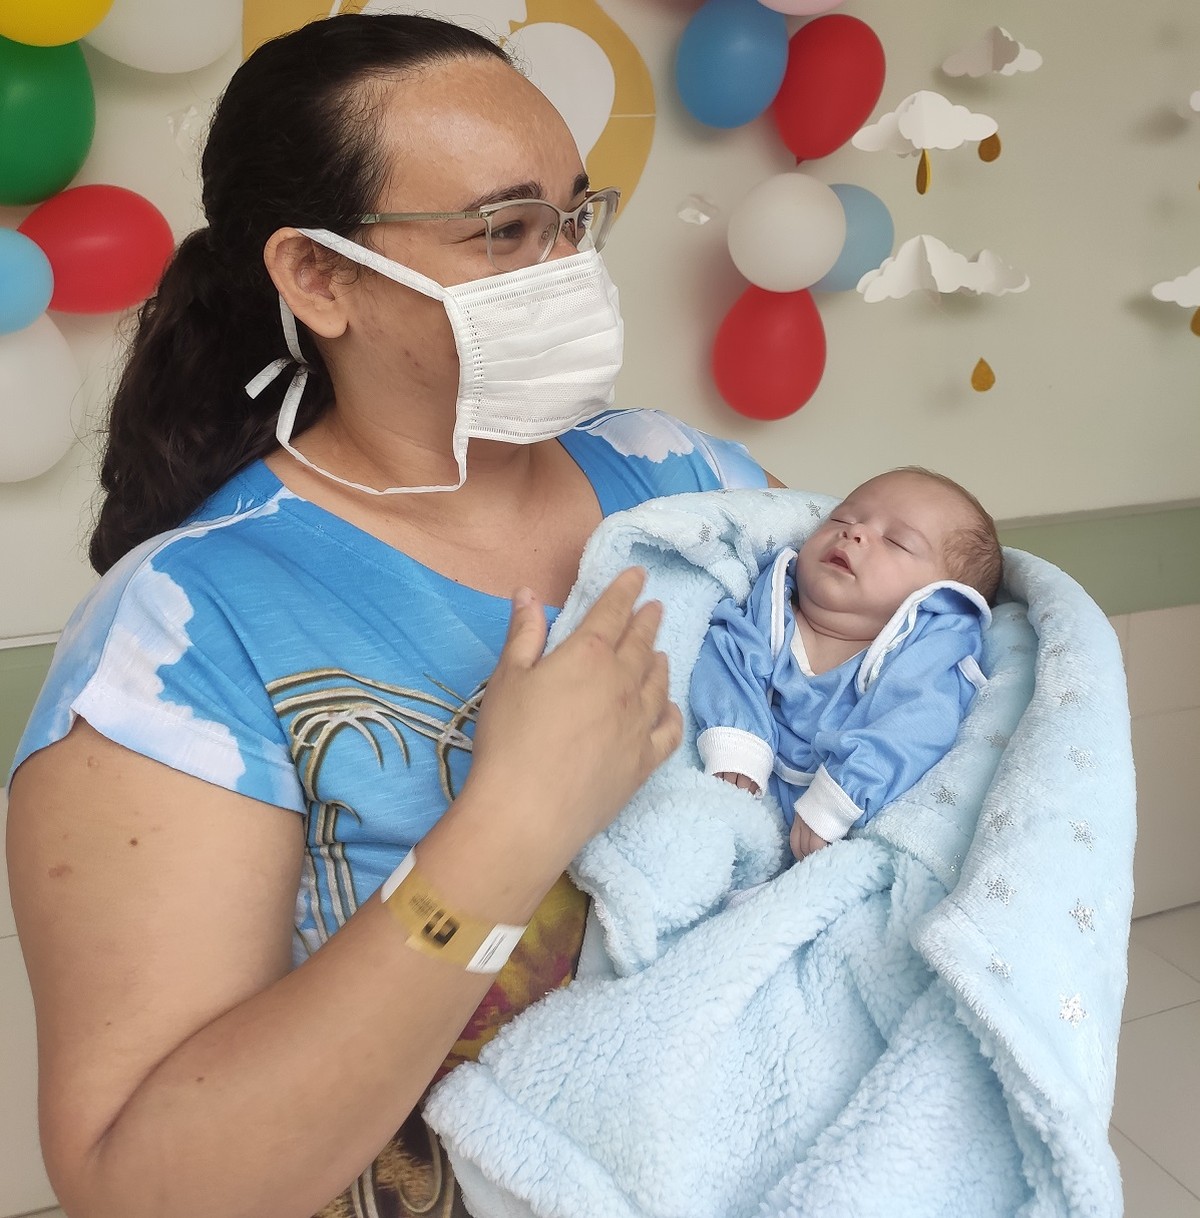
left=2, top=0, right=1199, bottom=640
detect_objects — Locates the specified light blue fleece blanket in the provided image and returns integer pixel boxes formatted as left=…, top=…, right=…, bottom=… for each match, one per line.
left=425, top=489, right=1136, bottom=1218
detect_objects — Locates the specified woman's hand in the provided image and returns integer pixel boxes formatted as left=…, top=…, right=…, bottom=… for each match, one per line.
left=464, top=566, right=682, bottom=866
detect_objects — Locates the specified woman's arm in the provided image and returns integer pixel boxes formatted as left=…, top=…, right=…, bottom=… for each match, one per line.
left=7, top=569, right=679, bottom=1218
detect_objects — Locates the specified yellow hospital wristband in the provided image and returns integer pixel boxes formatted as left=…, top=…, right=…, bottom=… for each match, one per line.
left=380, top=849, right=528, bottom=974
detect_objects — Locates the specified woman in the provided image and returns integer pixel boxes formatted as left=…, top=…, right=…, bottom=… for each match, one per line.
left=7, top=15, right=776, bottom=1218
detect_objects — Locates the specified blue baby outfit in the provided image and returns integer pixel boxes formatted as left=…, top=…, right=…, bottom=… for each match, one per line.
left=10, top=408, right=764, bottom=960
left=690, top=547, right=990, bottom=843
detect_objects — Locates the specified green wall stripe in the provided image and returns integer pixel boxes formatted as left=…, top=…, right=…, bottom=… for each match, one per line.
left=3, top=505, right=1198, bottom=776
left=999, top=504, right=1200, bottom=617
left=1, top=643, right=55, bottom=780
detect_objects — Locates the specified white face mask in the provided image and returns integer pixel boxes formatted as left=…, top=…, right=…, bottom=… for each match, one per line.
left=245, top=229, right=624, bottom=495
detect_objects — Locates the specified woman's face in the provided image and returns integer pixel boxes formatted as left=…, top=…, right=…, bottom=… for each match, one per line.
left=370, top=55, right=586, bottom=282
left=337, top=53, right=588, bottom=401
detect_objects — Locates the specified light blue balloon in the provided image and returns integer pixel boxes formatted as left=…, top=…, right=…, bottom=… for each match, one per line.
left=675, top=0, right=788, bottom=130
left=0, top=227, right=53, bottom=334
left=812, top=184, right=895, bottom=293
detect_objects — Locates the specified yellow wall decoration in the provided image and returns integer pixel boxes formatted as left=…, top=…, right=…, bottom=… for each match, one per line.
left=242, top=2, right=654, bottom=209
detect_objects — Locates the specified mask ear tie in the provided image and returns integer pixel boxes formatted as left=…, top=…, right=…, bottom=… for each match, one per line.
left=246, top=295, right=311, bottom=413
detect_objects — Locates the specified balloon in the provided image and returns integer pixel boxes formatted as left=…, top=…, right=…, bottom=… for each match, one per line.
left=757, top=0, right=843, bottom=13
left=675, top=0, right=788, bottom=129
left=712, top=286, right=826, bottom=419
left=0, top=36, right=95, bottom=206
left=19, top=184, right=174, bottom=314
left=0, top=229, right=54, bottom=334
left=727, top=172, right=846, bottom=292
left=85, top=0, right=240, bottom=73
left=771, top=15, right=886, bottom=162
left=0, top=0, right=114, bottom=47
left=812, top=183, right=893, bottom=292
left=0, top=313, right=80, bottom=482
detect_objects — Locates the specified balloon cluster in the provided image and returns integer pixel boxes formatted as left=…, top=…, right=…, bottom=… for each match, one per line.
left=0, top=0, right=239, bottom=484
left=673, top=0, right=894, bottom=420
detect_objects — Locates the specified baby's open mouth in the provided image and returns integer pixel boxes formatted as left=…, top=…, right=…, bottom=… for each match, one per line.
left=827, top=551, right=851, bottom=571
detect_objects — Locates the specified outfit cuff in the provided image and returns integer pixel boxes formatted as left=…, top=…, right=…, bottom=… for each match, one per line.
left=793, top=765, right=863, bottom=843
left=696, top=727, right=774, bottom=794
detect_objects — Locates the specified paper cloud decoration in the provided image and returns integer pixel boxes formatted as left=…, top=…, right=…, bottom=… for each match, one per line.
left=852, top=90, right=997, bottom=154
left=1152, top=268, right=1200, bottom=335
left=942, top=27, right=1043, bottom=78
left=1152, top=268, right=1200, bottom=306
left=857, top=234, right=1029, bottom=301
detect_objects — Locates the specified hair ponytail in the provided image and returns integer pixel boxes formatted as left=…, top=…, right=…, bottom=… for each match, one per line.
left=88, top=13, right=510, bottom=574
left=89, top=231, right=329, bottom=573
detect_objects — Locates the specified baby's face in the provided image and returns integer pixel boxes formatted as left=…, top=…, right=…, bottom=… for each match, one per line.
left=796, top=472, right=973, bottom=633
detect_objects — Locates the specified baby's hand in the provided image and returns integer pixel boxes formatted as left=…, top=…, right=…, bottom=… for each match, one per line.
left=716, top=771, right=761, bottom=796
left=790, top=816, right=829, bottom=860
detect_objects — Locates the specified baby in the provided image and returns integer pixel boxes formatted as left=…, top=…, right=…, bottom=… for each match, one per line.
left=690, top=467, right=1003, bottom=860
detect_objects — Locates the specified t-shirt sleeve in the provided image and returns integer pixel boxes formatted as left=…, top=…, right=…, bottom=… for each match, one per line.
left=10, top=551, right=305, bottom=812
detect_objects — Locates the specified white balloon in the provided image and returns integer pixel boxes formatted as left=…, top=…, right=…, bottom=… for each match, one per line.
left=86, top=0, right=241, bottom=74
left=0, top=315, right=81, bottom=483
left=726, top=173, right=847, bottom=293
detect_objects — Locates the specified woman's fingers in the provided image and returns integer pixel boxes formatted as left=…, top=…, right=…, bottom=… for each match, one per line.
left=499, top=586, right=549, bottom=672
left=572, top=566, right=647, bottom=648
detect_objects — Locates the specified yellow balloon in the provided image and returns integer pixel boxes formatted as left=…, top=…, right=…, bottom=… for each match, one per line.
left=0, top=0, right=115, bottom=47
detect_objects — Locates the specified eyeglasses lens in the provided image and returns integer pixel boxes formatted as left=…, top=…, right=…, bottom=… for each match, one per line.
left=485, top=194, right=615, bottom=271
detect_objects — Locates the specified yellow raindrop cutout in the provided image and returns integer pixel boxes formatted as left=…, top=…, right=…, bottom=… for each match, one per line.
left=978, top=132, right=1001, bottom=163
left=971, top=358, right=996, bottom=392
left=1191, top=307, right=1200, bottom=337
left=916, top=148, right=931, bottom=195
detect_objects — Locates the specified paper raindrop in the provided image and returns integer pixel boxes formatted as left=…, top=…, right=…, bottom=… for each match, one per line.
left=978, top=133, right=1002, bottom=163
left=971, top=358, right=996, bottom=391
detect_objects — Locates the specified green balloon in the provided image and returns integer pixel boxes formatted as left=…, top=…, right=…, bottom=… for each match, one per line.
left=0, top=35, right=95, bottom=206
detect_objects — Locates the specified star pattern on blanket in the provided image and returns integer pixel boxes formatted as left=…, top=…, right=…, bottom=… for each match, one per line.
left=986, top=731, right=1010, bottom=748
left=985, top=809, right=1015, bottom=831
left=807, top=500, right=823, bottom=517
left=986, top=874, right=1015, bottom=905
left=935, top=785, right=958, bottom=805
left=1070, top=901, right=1096, bottom=932
left=698, top=522, right=712, bottom=543
left=1059, top=689, right=1083, bottom=707
left=1044, top=642, right=1070, bottom=658
left=988, top=955, right=1012, bottom=980
left=1070, top=820, right=1095, bottom=850
left=1060, top=994, right=1088, bottom=1027
left=1068, top=746, right=1097, bottom=771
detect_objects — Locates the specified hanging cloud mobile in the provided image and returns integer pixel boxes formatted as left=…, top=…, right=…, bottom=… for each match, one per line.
left=941, top=27, right=1042, bottom=79
left=856, top=234, right=1029, bottom=301
left=852, top=90, right=998, bottom=193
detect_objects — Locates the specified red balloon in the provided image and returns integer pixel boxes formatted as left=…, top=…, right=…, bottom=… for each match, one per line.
left=712, top=286, right=826, bottom=420
left=18, top=183, right=174, bottom=314
left=771, top=15, right=886, bottom=162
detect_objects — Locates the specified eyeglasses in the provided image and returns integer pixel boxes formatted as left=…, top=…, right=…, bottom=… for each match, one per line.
left=355, top=187, right=620, bottom=272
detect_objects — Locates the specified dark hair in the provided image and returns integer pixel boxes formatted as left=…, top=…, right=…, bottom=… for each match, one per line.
left=88, top=14, right=510, bottom=574
left=889, top=466, right=1004, bottom=604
